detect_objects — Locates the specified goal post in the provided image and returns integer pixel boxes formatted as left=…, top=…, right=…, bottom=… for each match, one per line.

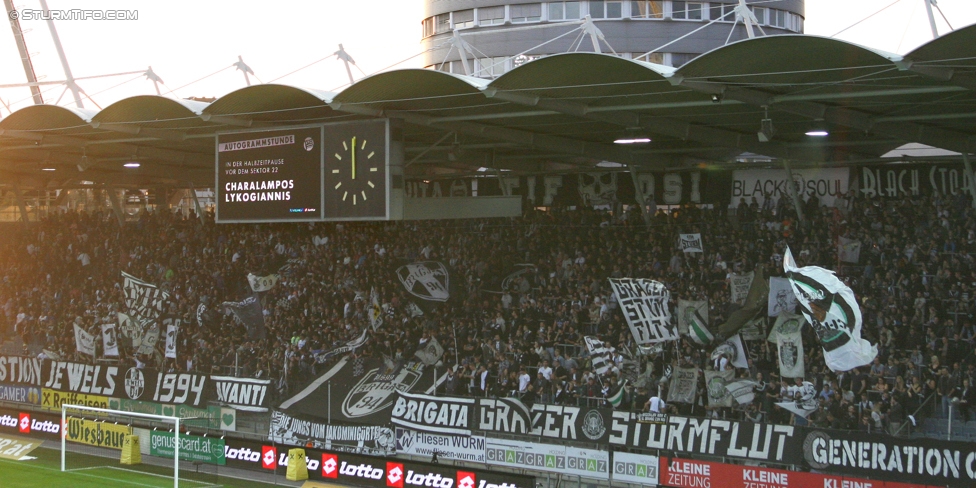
left=61, top=403, right=182, bottom=488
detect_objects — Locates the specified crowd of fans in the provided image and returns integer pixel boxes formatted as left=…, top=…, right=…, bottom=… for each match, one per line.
left=2, top=185, right=976, bottom=437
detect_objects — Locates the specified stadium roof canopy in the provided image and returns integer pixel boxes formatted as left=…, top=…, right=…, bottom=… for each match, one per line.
left=1, top=26, right=975, bottom=190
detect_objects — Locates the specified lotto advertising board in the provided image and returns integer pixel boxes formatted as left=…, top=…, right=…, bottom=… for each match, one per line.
left=221, top=437, right=535, bottom=488
left=659, top=458, right=945, bottom=488
left=0, top=408, right=61, bottom=440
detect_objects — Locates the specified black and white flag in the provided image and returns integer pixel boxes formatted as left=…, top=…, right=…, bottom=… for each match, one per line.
left=313, top=329, right=370, bottom=364
left=677, top=299, right=711, bottom=345
left=609, top=278, right=677, bottom=344
left=667, top=367, right=698, bottom=404
left=705, top=369, right=734, bottom=408
left=414, top=338, right=444, bottom=366
left=837, top=237, right=862, bottom=263
left=768, top=277, right=799, bottom=317
left=247, top=272, right=279, bottom=292
left=196, top=303, right=207, bottom=327
left=679, top=233, right=703, bottom=253
left=164, top=321, right=178, bottom=359
left=369, top=288, right=383, bottom=331
left=269, top=410, right=395, bottom=455
left=73, top=324, right=96, bottom=357
left=101, top=323, right=119, bottom=357
left=730, top=271, right=755, bottom=306
left=391, top=391, right=474, bottom=435
left=584, top=336, right=614, bottom=375
left=121, top=271, right=169, bottom=320
left=396, top=261, right=450, bottom=302
left=784, top=247, right=877, bottom=372
left=222, top=295, right=266, bottom=341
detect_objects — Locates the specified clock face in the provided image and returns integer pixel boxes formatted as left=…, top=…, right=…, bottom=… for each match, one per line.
left=323, top=121, right=388, bottom=219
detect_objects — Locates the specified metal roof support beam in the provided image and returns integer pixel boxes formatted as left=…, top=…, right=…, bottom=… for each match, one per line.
left=687, top=84, right=975, bottom=153
left=782, top=159, right=805, bottom=222
left=10, top=183, right=30, bottom=224
left=188, top=182, right=206, bottom=224
left=199, top=113, right=255, bottom=127
left=89, top=122, right=187, bottom=142
left=330, top=101, right=630, bottom=163
left=106, top=187, right=125, bottom=225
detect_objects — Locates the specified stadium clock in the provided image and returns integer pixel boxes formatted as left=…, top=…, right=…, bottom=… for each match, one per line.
left=323, top=120, right=389, bottom=219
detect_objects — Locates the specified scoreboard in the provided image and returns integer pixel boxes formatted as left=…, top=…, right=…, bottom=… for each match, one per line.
left=215, top=120, right=391, bottom=223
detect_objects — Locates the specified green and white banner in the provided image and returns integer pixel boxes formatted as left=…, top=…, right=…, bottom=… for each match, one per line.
left=148, top=431, right=225, bottom=465
left=109, top=398, right=236, bottom=431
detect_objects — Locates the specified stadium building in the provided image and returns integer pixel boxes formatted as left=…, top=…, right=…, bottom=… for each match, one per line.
left=421, top=0, right=805, bottom=76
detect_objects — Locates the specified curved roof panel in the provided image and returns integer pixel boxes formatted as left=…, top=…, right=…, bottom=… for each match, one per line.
left=203, top=84, right=336, bottom=120
left=333, top=69, right=487, bottom=111
left=907, top=23, right=976, bottom=67
left=0, top=105, right=97, bottom=131
left=92, top=95, right=209, bottom=128
left=677, top=35, right=901, bottom=85
left=489, top=53, right=674, bottom=98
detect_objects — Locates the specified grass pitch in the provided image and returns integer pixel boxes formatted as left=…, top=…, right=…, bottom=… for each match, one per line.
left=0, top=446, right=289, bottom=487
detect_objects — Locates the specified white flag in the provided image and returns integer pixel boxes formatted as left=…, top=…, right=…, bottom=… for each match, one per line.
left=730, top=271, right=755, bottom=306
left=165, top=323, right=177, bottom=359
left=768, top=277, right=799, bottom=317
left=247, top=273, right=279, bottom=292
left=609, top=278, right=677, bottom=344
left=101, top=323, right=119, bottom=357
left=784, top=247, right=877, bottom=372
left=711, top=334, right=749, bottom=369
left=776, top=328, right=805, bottom=378
left=667, top=367, right=699, bottom=404
left=837, top=237, right=861, bottom=263
left=705, top=369, right=734, bottom=407
left=414, top=337, right=444, bottom=366
left=776, top=381, right=818, bottom=418
left=725, top=380, right=759, bottom=405
left=73, top=324, right=96, bottom=357
left=679, top=234, right=703, bottom=253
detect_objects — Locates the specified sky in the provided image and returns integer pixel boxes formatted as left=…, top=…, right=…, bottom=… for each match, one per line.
left=0, top=0, right=973, bottom=115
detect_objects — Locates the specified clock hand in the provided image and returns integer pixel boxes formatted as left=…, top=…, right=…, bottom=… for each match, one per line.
left=351, top=136, right=356, bottom=180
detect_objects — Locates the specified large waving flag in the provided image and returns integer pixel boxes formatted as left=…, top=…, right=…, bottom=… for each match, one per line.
left=783, top=247, right=876, bottom=372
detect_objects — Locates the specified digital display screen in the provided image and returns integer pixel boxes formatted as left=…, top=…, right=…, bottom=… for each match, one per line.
left=215, top=127, right=322, bottom=222
left=323, top=120, right=388, bottom=220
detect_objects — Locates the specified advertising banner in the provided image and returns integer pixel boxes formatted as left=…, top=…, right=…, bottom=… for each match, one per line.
left=107, top=398, right=235, bottom=431
left=0, top=408, right=61, bottom=440
left=659, top=458, right=945, bottom=488
left=730, top=167, right=849, bottom=207
left=485, top=438, right=609, bottom=480
left=395, top=428, right=486, bottom=463
left=65, top=417, right=132, bottom=450
left=221, top=437, right=536, bottom=488
left=611, top=452, right=659, bottom=485
left=149, top=431, right=226, bottom=465
left=41, top=389, right=110, bottom=410
left=0, top=432, right=40, bottom=460
left=0, top=383, right=40, bottom=405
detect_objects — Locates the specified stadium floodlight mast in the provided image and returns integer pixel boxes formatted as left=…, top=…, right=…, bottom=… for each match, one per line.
left=61, top=403, right=182, bottom=488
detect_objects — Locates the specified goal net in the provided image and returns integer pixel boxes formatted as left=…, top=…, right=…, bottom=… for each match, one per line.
left=60, top=403, right=217, bottom=488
